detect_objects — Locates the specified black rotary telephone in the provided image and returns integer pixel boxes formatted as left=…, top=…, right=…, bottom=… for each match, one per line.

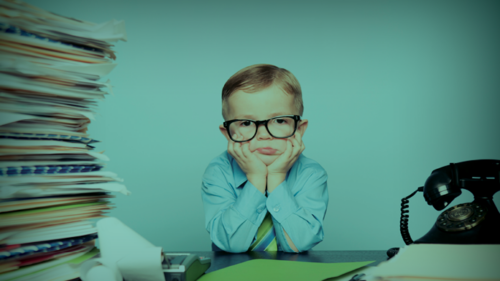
left=387, top=159, right=500, bottom=258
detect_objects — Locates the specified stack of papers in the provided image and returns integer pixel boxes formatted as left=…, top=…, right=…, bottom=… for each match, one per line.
left=367, top=244, right=500, bottom=281
left=0, top=0, right=127, bottom=280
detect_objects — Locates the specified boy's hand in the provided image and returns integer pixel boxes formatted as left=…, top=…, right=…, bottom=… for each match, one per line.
left=266, top=131, right=305, bottom=193
left=227, top=134, right=267, bottom=193
left=267, top=131, right=305, bottom=176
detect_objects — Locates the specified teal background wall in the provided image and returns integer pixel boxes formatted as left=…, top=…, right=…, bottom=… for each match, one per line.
left=25, top=0, right=500, bottom=251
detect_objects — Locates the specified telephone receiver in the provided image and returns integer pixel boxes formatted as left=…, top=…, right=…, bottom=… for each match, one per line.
left=388, top=159, right=500, bottom=259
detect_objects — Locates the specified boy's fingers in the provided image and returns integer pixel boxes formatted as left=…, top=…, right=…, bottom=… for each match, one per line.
left=294, top=131, right=303, bottom=146
left=237, top=134, right=250, bottom=158
left=246, top=143, right=257, bottom=161
left=290, top=138, right=299, bottom=157
left=291, top=137, right=302, bottom=158
left=227, top=135, right=235, bottom=156
left=235, top=135, right=244, bottom=153
left=232, top=134, right=243, bottom=158
left=291, top=133, right=304, bottom=152
left=241, top=141, right=250, bottom=157
left=298, top=132, right=305, bottom=152
left=284, top=138, right=293, bottom=158
left=288, top=140, right=301, bottom=166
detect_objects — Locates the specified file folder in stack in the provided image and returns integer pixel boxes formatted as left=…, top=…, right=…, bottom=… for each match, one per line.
left=0, top=0, right=128, bottom=280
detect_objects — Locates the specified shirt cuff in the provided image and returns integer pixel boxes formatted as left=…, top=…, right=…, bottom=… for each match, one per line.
left=266, top=181, right=299, bottom=223
left=232, top=180, right=267, bottom=225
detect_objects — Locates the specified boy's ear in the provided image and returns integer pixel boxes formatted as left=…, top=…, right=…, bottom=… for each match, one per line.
left=297, top=119, right=308, bottom=137
left=219, top=124, right=231, bottom=142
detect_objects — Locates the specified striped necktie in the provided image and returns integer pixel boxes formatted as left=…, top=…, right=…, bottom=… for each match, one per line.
left=249, top=212, right=277, bottom=251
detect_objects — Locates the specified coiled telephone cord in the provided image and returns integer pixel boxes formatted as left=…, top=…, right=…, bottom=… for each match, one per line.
left=400, top=186, right=424, bottom=245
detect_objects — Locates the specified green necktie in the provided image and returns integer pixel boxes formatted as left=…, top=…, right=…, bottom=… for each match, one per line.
left=249, top=212, right=277, bottom=251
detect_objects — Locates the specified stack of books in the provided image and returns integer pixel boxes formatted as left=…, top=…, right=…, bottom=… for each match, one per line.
left=0, top=0, right=128, bottom=280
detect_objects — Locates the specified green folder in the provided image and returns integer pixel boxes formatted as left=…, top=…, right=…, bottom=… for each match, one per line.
left=198, top=259, right=374, bottom=281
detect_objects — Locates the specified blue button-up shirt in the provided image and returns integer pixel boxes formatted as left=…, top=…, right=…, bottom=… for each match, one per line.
left=201, top=151, right=328, bottom=253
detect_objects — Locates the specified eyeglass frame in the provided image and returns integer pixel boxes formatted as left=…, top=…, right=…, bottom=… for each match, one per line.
left=223, top=115, right=301, bottom=143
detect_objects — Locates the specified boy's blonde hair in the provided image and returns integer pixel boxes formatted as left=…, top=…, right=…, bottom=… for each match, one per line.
left=222, top=64, right=304, bottom=120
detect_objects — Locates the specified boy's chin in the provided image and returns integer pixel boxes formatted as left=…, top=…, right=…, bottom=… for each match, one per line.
left=255, top=153, right=279, bottom=166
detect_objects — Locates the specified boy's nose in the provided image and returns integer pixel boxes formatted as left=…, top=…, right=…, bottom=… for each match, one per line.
left=255, top=124, right=272, bottom=139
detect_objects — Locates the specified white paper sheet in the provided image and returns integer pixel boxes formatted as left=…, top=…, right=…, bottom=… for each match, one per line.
left=0, top=160, right=103, bottom=168
left=0, top=112, right=33, bottom=126
left=0, top=150, right=109, bottom=161
left=0, top=51, right=117, bottom=77
left=3, top=221, right=97, bottom=245
left=0, top=170, right=121, bottom=184
left=0, top=139, right=89, bottom=148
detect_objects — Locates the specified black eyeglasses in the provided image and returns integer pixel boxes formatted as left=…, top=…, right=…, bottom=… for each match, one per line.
left=223, top=115, right=301, bottom=142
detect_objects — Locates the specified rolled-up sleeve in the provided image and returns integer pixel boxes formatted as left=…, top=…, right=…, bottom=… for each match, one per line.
left=266, top=164, right=328, bottom=252
left=201, top=161, right=267, bottom=253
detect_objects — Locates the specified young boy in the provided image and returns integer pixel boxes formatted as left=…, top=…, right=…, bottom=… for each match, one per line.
left=201, top=64, right=328, bottom=253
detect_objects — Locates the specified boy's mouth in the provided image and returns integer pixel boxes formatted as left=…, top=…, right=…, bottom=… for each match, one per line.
left=257, top=147, right=277, bottom=155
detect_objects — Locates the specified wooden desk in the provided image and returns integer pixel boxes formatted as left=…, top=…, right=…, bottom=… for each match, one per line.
left=181, top=250, right=388, bottom=273
left=70, top=251, right=388, bottom=280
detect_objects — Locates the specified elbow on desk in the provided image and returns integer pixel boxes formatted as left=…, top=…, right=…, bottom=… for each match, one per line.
left=207, top=226, right=253, bottom=253
left=208, top=227, right=252, bottom=253
left=212, top=241, right=252, bottom=253
left=290, top=233, right=324, bottom=253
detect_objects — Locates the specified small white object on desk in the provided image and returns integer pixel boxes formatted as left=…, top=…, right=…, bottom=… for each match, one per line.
left=80, top=217, right=165, bottom=281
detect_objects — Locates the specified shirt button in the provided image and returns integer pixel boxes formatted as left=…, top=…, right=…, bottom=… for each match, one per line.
left=258, top=207, right=264, bottom=213
left=273, top=206, right=280, bottom=212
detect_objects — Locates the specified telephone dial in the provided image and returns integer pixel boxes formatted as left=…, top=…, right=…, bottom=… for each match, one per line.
left=388, top=159, right=500, bottom=258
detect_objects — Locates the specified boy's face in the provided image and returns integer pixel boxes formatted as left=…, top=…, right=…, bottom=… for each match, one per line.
left=220, top=84, right=308, bottom=166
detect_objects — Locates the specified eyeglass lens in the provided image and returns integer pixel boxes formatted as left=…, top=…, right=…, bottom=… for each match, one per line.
left=229, top=117, right=295, bottom=141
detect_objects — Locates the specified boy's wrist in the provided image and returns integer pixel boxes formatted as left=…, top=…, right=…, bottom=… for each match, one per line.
left=267, top=173, right=286, bottom=193
left=247, top=173, right=267, bottom=194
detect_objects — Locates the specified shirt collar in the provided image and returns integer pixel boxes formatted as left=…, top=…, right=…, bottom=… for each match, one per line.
left=228, top=152, right=248, bottom=188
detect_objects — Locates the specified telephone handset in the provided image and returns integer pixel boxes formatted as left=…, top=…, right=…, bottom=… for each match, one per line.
left=397, top=159, right=500, bottom=249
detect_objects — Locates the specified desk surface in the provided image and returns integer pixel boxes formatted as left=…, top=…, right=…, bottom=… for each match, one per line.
left=182, top=251, right=388, bottom=273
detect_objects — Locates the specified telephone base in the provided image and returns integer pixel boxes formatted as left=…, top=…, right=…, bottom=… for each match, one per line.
left=414, top=216, right=500, bottom=244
